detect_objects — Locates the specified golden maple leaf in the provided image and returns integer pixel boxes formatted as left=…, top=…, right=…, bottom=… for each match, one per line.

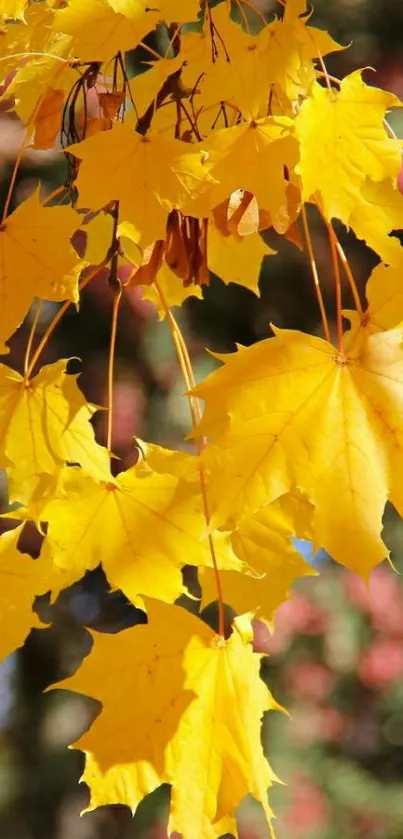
left=40, top=452, right=242, bottom=606
left=347, top=178, right=403, bottom=264
left=207, top=225, right=275, bottom=295
left=193, top=117, right=299, bottom=233
left=0, top=191, right=81, bottom=349
left=0, top=525, right=76, bottom=664
left=264, top=0, right=344, bottom=110
left=53, top=0, right=202, bottom=63
left=50, top=599, right=279, bottom=838
left=83, top=212, right=142, bottom=269
left=179, top=1, right=342, bottom=122
left=0, top=359, right=109, bottom=502
left=0, top=3, right=76, bottom=131
left=179, top=2, right=269, bottom=121
left=5, top=0, right=403, bottom=833
left=193, top=326, right=403, bottom=577
left=201, top=495, right=316, bottom=623
left=141, top=260, right=203, bottom=314
left=363, top=259, right=403, bottom=333
left=130, top=55, right=183, bottom=120
left=69, top=123, right=215, bottom=247
left=0, top=526, right=44, bottom=663
left=344, top=255, right=403, bottom=344
left=51, top=0, right=160, bottom=63
left=295, top=70, right=402, bottom=224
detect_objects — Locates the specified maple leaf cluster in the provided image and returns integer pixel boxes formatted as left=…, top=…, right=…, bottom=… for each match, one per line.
left=0, top=0, right=403, bottom=836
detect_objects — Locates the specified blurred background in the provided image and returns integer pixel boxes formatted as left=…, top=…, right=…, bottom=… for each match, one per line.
left=1, top=0, right=403, bottom=837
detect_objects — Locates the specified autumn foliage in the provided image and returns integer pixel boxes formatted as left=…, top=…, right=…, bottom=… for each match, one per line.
left=0, top=0, right=403, bottom=836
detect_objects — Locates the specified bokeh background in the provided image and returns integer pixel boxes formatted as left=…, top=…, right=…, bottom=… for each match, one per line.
left=1, top=1, right=403, bottom=837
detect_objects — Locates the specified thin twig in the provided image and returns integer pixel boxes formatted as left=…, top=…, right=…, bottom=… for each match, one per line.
left=107, top=283, right=122, bottom=453
left=300, top=203, right=331, bottom=343
left=315, top=200, right=364, bottom=318
left=25, top=263, right=106, bottom=380
left=324, top=218, right=343, bottom=350
left=154, top=278, right=226, bottom=638
left=23, top=301, right=42, bottom=377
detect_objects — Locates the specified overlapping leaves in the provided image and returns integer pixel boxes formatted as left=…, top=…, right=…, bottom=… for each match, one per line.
left=193, top=326, right=403, bottom=577
left=1, top=0, right=403, bottom=837
left=50, top=599, right=280, bottom=839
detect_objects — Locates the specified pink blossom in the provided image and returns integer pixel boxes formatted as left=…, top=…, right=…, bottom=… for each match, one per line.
left=286, top=660, right=335, bottom=702
left=316, top=707, right=347, bottom=742
left=270, top=593, right=328, bottom=645
left=359, top=639, right=403, bottom=688
left=344, top=566, right=403, bottom=633
left=289, top=706, right=346, bottom=745
left=283, top=776, right=330, bottom=837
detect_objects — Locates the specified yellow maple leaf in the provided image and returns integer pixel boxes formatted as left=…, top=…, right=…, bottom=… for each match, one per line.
left=141, top=259, right=203, bottom=315
left=343, top=254, right=403, bottom=346
left=51, top=0, right=200, bottom=67
left=361, top=259, right=403, bottom=333
left=130, top=55, right=183, bottom=121
left=194, top=117, right=299, bottom=233
left=201, top=496, right=315, bottom=623
left=179, top=3, right=270, bottom=121
left=208, top=225, right=275, bottom=295
left=70, top=122, right=215, bottom=247
left=83, top=212, right=143, bottom=268
left=0, top=359, right=110, bottom=502
left=52, top=0, right=160, bottom=62
left=0, top=190, right=81, bottom=347
left=50, top=599, right=279, bottom=837
left=264, top=0, right=344, bottom=110
left=295, top=71, right=402, bottom=223
left=0, top=525, right=43, bottom=663
left=1, top=4, right=76, bottom=131
left=179, top=1, right=341, bottom=122
left=40, top=454, right=242, bottom=606
left=348, top=178, right=403, bottom=264
left=0, top=525, right=75, bottom=663
left=138, top=440, right=199, bottom=479
left=193, top=326, right=403, bottom=577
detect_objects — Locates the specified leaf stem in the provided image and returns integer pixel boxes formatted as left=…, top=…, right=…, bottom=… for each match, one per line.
left=315, top=201, right=363, bottom=317
left=314, top=48, right=333, bottom=95
left=107, top=282, right=122, bottom=453
left=0, top=52, right=71, bottom=66
left=300, top=203, right=331, bottom=343
left=2, top=53, right=80, bottom=222
left=237, top=0, right=267, bottom=26
left=154, top=278, right=225, bottom=638
left=138, top=41, right=164, bottom=61
left=43, top=184, right=68, bottom=206
left=24, top=300, right=42, bottom=377
left=2, top=122, right=36, bottom=223
left=233, top=0, right=250, bottom=33
left=335, top=239, right=363, bottom=317
left=324, top=218, right=343, bottom=350
left=25, top=263, right=105, bottom=380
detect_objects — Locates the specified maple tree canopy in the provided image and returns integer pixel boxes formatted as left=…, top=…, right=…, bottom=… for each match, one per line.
left=0, top=0, right=403, bottom=836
